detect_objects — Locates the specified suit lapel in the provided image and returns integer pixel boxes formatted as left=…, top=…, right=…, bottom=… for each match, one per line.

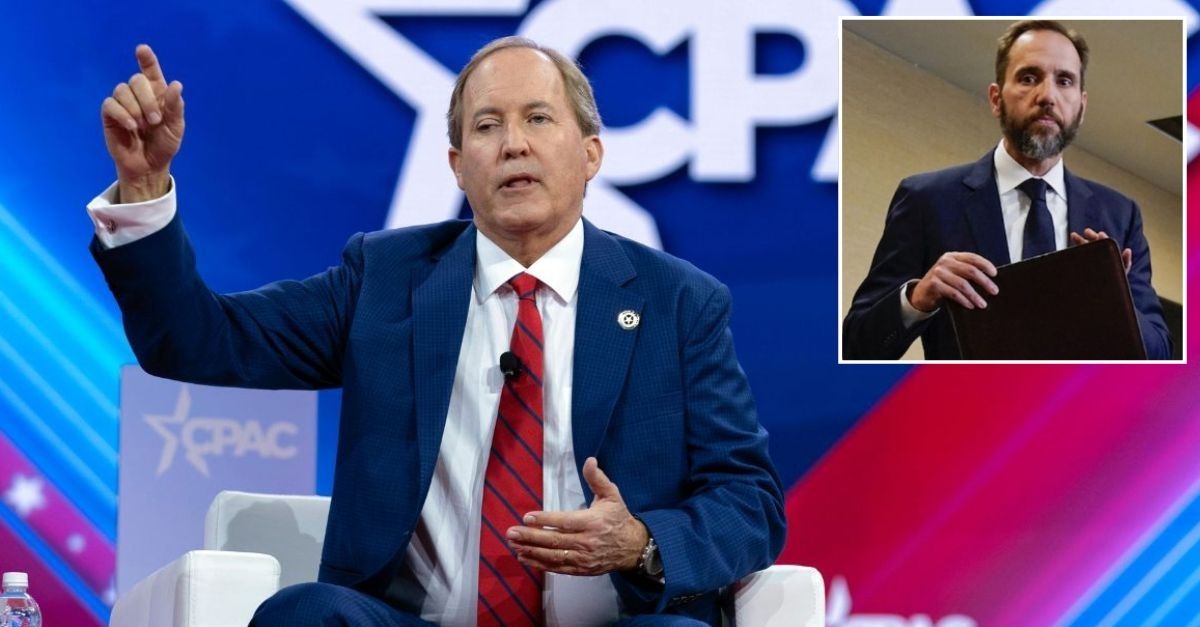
left=1064, top=167, right=1097, bottom=238
left=412, top=224, right=476, bottom=494
left=572, top=221, right=643, bottom=501
left=962, top=151, right=1012, bottom=265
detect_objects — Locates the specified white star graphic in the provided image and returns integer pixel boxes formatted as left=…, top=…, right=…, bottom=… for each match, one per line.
left=4, top=474, right=46, bottom=518
left=144, top=385, right=213, bottom=477
left=285, top=0, right=666, bottom=246
left=144, top=385, right=190, bottom=476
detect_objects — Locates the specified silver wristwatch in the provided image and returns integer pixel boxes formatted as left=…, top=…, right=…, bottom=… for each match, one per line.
left=637, top=536, right=664, bottom=578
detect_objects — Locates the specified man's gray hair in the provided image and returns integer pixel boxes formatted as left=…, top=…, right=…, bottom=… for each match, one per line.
left=446, top=36, right=602, bottom=150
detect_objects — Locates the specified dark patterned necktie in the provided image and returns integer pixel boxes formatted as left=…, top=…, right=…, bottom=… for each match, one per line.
left=1018, top=177, right=1055, bottom=259
left=478, top=272, right=544, bottom=626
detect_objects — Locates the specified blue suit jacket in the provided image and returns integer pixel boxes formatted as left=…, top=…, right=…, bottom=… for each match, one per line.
left=93, top=215, right=785, bottom=622
left=843, top=151, right=1172, bottom=360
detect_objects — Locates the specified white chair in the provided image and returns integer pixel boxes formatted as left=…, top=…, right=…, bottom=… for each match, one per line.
left=110, top=491, right=824, bottom=626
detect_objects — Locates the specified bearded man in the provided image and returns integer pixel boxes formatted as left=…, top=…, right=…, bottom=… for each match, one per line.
left=842, top=19, right=1171, bottom=360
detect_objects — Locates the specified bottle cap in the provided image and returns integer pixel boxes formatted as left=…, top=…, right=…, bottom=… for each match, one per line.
left=2, top=572, right=27, bottom=588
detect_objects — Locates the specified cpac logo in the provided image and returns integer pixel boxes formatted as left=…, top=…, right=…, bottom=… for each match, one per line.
left=143, top=385, right=299, bottom=477
left=284, top=0, right=847, bottom=248
left=827, top=576, right=976, bottom=627
left=284, top=0, right=1199, bottom=247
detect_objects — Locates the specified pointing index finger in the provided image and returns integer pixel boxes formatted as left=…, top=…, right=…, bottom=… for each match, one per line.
left=135, top=44, right=167, bottom=87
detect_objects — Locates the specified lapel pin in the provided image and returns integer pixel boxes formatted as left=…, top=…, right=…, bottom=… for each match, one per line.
left=617, top=310, right=640, bottom=330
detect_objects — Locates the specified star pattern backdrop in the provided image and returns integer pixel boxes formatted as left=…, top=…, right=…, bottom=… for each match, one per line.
left=0, top=1, right=1195, bottom=624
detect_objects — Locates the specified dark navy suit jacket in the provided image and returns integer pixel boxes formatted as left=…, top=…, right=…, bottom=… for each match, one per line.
left=93, top=215, right=785, bottom=623
left=843, top=151, right=1172, bottom=360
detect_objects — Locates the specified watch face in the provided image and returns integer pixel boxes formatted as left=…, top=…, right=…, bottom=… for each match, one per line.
left=646, top=547, right=664, bottom=576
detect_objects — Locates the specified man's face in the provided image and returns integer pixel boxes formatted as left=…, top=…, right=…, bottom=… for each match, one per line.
left=989, top=29, right=1088, bottom=162
left=449, top=47, right=603, bottom=248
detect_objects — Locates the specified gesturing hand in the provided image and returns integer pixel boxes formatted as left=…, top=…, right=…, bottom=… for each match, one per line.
left=908, top=252, right=999, bottom=311
left=507, top=457, right=649, bottom=576
left=100, top=44, right=185, bottom=203
left=1071, top=228, right=1132, bottom=275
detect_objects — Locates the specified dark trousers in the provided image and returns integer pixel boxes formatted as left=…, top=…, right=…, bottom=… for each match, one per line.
left=250, top=582, right=710, bottom=626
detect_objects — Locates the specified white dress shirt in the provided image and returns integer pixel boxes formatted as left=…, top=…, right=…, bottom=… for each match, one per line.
left=405, top=219, right=619, bottom=626
left=992, top=139, right=1068, bottom=261
left=898, top=140, right=1069, bottom=328
left=86, top=184, right=620, bottom=625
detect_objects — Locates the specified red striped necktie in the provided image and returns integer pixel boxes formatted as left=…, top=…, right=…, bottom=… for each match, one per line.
left=478, top=272, right=545, bottom=626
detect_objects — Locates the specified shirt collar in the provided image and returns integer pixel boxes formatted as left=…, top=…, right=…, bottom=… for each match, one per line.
left=993, top=139, right=1066, bottom=200
left=474, top=218, right=584, bottom=305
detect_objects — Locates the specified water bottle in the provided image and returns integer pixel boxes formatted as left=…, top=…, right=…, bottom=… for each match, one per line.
left=0, top=572, right=41, bottom=627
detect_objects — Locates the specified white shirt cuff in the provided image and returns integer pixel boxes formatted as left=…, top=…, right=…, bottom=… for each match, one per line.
left=899, top=279, right=937, bottom=328
left=86, top=177, right=177, bottom=249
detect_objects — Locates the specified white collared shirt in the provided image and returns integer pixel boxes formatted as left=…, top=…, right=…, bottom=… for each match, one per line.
left=408, top=219, right=619, bottom=626
left=899, top=140, right=1070, bottom=327
left=992, top=139, right=1069, bottom=262
left=86, top=185, right=620, bottom=625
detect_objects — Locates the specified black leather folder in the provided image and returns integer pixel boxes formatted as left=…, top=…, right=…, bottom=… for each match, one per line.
left=947, top=239, right=1146, bottom=360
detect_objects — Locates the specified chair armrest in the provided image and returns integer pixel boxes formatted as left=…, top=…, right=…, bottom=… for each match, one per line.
left=204, top=491, right=331, bottom=549
left=204, top=490, right=331, bottom=587
left=733, top=565, right=825, bottom=627
left=110, top=550, right=281, bottom=627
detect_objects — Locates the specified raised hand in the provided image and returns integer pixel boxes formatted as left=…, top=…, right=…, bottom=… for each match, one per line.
left=100, top=44, right=185, bottom=203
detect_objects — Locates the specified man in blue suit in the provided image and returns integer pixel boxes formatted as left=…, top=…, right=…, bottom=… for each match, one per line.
left=91, top=38, right=784, bottom=625
left=843, top=20, right=1172, bottom=360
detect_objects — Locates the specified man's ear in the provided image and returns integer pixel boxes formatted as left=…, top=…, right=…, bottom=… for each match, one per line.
left=988, top=83, right=1002, bottom=119
left=1079, top=90, right=1087, bottom=125
left=583, top=135, right=604, bottom=182
left=448, top=147, right=464, bottom=190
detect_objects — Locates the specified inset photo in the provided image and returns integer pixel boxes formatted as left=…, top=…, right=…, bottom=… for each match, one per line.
left=839, top=18, right=1184, bottom=362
